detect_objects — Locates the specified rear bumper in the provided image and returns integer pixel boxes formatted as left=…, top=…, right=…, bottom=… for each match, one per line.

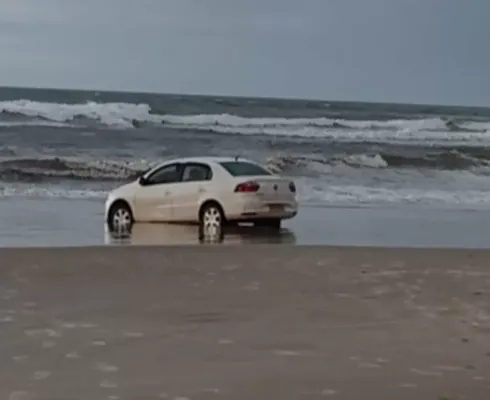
left=237, top=210, right=298, bottom=221
left=224, top=199, right=298, bottom=221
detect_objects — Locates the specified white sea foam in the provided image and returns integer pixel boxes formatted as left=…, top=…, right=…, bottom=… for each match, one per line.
left=0, top=100, right=162, bottom=128
left=198, top=124, right=490, bottom=145
left=0, top=120, right=74, bottom=128
left=3, top=178, right=490, bottom=208
left=298, top=182, right=490, bottom=207
left=1, top=100, right=490, bottom=145
left=339, top=154, right=388, bottom=168
left=0, top=157, right=152, bottom=181
left=0, top=186, right=107, bottom=199
left=265, top=154, right=389, bottom=173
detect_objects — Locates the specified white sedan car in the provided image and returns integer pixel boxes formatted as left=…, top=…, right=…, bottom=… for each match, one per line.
left=104, top=156, right=298, bottom=235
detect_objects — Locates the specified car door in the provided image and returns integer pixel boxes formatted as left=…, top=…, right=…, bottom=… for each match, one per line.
left=172, top=162, right=213, bottom=221
left=133, top=162, right=182, bottom=222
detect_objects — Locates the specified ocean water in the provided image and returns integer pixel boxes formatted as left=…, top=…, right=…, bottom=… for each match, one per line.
left=2, top=86, right=490, bottom=209
left=2, top=87, right=490, bottom=247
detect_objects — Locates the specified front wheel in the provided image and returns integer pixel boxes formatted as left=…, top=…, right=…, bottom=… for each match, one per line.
left=107, top=202, right=134, bottom=234
left=199, top=203, right=225, bottom=243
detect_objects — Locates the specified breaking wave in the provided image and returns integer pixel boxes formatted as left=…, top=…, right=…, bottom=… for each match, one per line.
left=0, top=145, right=17, bottom=156
left=266, top=149, right=490, bottom=174
left=0, top=157, right=149, bottom=182
left=2, top=150, right=490, bottom=184
left=1, top=99, right=490, bottom=145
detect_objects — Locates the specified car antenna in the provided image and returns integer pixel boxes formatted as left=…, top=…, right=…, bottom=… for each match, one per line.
left=234, top=154, right=241, bottom=161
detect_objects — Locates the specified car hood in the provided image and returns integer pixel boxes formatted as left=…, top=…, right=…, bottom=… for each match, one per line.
left=108, top=180, right=139, bottom=198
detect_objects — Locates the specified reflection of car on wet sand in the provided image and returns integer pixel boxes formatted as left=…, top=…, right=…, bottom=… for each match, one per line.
left=104, top=156, right=298, bottom=238
left=105, top=223, right=297, bottom=245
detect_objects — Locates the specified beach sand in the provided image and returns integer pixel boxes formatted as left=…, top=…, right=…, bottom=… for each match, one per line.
left=1, top=246, right=489, bottom=399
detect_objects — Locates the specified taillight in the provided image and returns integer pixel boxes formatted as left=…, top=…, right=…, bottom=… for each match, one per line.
left=234, top=181, right=260, bottom=193
left=289, top=182, right=296, bottom=193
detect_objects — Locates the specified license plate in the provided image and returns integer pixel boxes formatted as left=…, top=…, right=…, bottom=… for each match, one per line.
left=269, top=204, right=284, bottom=212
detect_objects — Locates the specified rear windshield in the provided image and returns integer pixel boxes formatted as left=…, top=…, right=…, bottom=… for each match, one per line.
left=219, top=161, right=271, bottom=177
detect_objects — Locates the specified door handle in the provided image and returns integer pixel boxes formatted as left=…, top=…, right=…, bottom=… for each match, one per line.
left=165, top=190, right=171, bottom=196
left=198, top=187, right=205, bottom=193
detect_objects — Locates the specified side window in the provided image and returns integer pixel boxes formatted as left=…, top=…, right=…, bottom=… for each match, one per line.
left=146, top=163, right=180, bottom=185
left=181, top=163, right=212, bottom=182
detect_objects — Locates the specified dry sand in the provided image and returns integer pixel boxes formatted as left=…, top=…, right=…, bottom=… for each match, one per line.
left=0, top=245, right=489, bottom=399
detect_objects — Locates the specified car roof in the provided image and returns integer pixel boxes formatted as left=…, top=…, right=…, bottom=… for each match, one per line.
left=159, top=156, right=260, bottom=165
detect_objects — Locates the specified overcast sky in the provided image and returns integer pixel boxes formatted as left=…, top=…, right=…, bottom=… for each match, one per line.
left=0, top=0, right=489, bottom=105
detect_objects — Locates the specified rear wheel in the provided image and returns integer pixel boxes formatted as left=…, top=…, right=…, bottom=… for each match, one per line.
left=199, top=202, right=225, bottom=242
left=255, top=218, right=281, bottom=230
left=107, top=201, right=134, bottom=234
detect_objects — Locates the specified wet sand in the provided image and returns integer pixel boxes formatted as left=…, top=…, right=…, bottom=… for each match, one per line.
left=3, top=197, right=490, bottom=248
left=1, top=246, right=490, bottom=399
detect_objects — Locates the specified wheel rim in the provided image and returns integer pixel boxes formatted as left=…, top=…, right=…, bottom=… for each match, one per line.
left=203, top=207, right=222, bottom=237
left=112, top=208, right=132, bottom=231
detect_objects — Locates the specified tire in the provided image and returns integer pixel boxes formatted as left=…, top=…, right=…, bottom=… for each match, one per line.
left=107, top=201, right=134, bottom=234
left=199, top=202, right=225, bottom=243
left=255, top=218, right=281, bottom=230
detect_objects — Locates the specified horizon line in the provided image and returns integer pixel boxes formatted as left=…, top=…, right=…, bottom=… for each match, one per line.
left=0, top=84, right=489, bottom=110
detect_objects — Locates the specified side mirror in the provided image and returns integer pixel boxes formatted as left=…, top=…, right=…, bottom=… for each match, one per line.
left=138, top=176, right=147, bottom=185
